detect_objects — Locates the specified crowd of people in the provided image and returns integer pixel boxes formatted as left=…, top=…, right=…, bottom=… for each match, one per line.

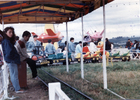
left=126, top=39, right=140, bottom=51
left=0, top=26, right=114, bottom=94
left=0, top=27, right=38, bottom=93
left=125, top=39, right=140, bottom=59
left=27, top=36, right=114, bottom=61
left=1, top=26, right=140, bottom=96
left=29, top=37, right=113, bottom=62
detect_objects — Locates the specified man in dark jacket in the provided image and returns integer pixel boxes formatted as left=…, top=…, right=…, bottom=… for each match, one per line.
left=126, top=39, right=131, bottom=49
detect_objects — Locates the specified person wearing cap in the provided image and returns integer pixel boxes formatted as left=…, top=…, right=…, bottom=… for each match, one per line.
left=28, top=35, right=41, bottom=55
left=45, top=39, right=56, bottom=55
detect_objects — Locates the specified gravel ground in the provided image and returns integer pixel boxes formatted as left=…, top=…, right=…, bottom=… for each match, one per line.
left=8, top=70, right=49, bottom=100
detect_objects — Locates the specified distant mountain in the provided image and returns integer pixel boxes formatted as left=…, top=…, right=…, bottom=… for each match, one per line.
left=109, top=36, right=140, bottom=48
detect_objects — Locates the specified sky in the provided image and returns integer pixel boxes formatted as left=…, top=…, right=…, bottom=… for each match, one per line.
left=0, top=0, right=140, bottom=42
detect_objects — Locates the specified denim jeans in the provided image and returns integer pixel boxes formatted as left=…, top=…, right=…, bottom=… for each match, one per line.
left=128, top=47, right=130, bottom=49
left=7, top=63, right=20, bottom=91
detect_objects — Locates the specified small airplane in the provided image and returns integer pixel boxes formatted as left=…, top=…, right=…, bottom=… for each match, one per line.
left=84, top=30, right=104, bottom=41
left=32, top=29, right=63, bottom=43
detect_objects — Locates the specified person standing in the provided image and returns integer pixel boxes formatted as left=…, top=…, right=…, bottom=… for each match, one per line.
left=105, top=38, right=111, bottom=52
left=130, top=41, right=133, bottom=49
left=131, top=40, right=139, bottom=52
left=126, top=39, right=131, bottom=49
left=68, top=37, right=75, bottom=61
left=45, top=39, right=56, bottom=55
left=28, top=35, right=41, bottom=55
left=2, top=27, right=24, bottom=93
left=16, top=31, right=38, bottom=79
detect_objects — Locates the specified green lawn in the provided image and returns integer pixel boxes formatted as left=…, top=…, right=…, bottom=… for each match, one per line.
left=39, top=60, right=140, bottom=100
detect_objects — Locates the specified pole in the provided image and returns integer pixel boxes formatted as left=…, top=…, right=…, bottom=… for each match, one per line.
left=103, top=0, right=107, bottom=89
left=81, top=13, right=84, bottom=79
left=66, top=22, right=69, bottom=72
left=2, top=18, right=8, bottom=99
left=2, top=19, right=4, bottom=30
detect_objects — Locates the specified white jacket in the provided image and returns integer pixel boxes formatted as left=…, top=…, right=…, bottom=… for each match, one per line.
left=15, top=38, right=30, bottom=61
left=89, top=42, right=97, bottom=53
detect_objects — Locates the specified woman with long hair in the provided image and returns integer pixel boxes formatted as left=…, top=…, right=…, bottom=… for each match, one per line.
left=2, top=27, right=24, bottom=93
left=105, top=38, right=111, bottom=51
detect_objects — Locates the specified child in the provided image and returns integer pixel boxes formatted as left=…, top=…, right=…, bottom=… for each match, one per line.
left=83, top=42, right=90, bottom=54
left=63, top=47, right=67, bottom=58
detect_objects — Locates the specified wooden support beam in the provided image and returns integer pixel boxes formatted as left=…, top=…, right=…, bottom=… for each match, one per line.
left=0, top=0, right=54, bottom=1
left=0, top=0, right=93, bottom=3
left=23, top=15, right=69, bottom=17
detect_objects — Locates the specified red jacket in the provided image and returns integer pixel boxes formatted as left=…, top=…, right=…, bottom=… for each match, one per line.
left=83, top=46, right=90, bottom=53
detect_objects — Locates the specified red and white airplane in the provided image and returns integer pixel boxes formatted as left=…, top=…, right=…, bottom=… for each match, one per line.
left=32, top=29, right=63, bottom=43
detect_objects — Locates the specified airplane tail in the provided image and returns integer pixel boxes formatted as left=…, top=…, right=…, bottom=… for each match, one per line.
left=100, top=30, right=104, bottom=35
left=46, top=29, right=56, bottom=36
left=31, top=32, right=38, bottom=36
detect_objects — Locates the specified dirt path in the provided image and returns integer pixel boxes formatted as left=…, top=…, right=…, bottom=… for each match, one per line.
left=8, top=70, right=49, bottom=100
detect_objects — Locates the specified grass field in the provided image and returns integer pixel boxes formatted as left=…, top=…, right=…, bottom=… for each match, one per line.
left=39, top=60, right=140, bottom=100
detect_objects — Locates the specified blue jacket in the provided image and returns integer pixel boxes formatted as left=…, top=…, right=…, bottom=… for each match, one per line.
left=68, top=42, right=75, bottom=53
left=27, top=40, right=41, bottom=52
left=45, top=43, right=56, bottom=54
left=2, top=39, right=20, bottom=64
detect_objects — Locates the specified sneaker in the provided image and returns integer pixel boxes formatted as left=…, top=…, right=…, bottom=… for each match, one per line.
left=34, top=76, right=39, bottom=80
left=15, top=89, right=25, bottom=94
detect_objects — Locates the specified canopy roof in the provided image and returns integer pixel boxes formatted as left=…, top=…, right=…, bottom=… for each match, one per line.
left=0, top=0, right=113, bottom=24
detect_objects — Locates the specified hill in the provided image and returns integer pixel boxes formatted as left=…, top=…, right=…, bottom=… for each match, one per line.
left=109, top=36, right=140, bottom=48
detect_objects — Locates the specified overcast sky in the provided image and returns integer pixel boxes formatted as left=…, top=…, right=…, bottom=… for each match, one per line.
left=0, top=0, right=140, bottom=42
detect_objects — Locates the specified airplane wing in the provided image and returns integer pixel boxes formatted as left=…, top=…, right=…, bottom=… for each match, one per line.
left=31, top=32, right=38, bottom=36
